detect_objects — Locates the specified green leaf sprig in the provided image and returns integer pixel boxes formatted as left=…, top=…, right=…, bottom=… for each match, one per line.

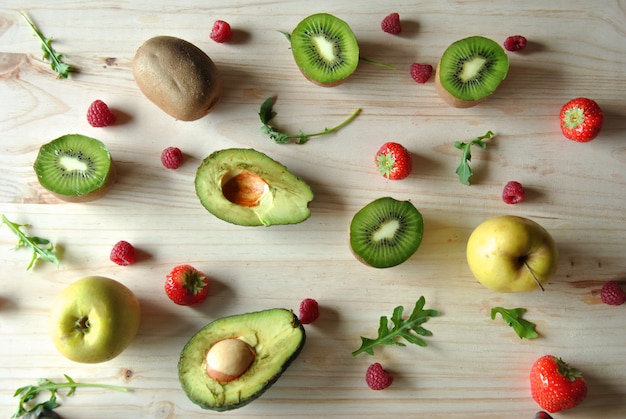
left=259, top=96, right=361, bottom=144
left=491, top=307, right=539, bottom=340
left=20, top=11, right=72, bottom=78
left=352, top=296, right=440, bottom=356
left=13, top=374, right=129, bottom=418
left=453, top=130, right=495, bottom=185
left=1, top=214, right=60, bottom=270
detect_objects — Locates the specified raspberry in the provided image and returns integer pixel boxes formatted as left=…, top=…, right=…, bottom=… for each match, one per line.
left=365, top=362, right=393, bottom=390
left=110, top=240, right=136, bottom=266
left=86, top=100, right=116, bottom=127
left=410, top=63, right=433, bottom=84
left=161, top=147, right=183, bottom=169
left=502, top=181, right=525, bottom=204
left=381, top=13, right=401, bottom=34
left=504, top=35, right=527, bottom=52
left=210, top=20, right=232, bottom=43
left=600, top=281, right=626, bottom=306
left=298, top=298, right=320, bottom=324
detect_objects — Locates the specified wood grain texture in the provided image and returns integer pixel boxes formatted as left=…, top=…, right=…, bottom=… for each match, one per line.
left=1, top=1, right=625, bottom=418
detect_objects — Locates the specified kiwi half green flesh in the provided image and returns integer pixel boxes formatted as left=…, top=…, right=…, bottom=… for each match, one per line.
left=33, top=134, right=115, bottom=202
left=290, top=13, right=359, bottom=87
left=436, top=36, right=509, bottom=108
left=350, top=197, right=424, bottom=268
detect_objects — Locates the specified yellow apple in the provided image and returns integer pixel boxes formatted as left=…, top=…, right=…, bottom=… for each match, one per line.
left=466, top=215, right=558, bottom=292
left=49, top=276, right=141, bottom=363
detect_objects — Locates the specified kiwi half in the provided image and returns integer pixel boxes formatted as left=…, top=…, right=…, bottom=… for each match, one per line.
left=290, top=13, right=359, bottom=87
left=349, top=197, right=424, bottom=268
left=33, top=134, right=115, bottom=202
left=435, top=36, right=509, bottom=108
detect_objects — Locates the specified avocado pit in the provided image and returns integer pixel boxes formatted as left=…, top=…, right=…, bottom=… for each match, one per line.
left=205, top=338, right=256, bottom=383
left=221, top=169, right=269, bottom=208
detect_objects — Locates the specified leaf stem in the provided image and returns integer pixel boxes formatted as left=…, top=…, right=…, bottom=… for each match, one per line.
left=359, top=56, right=397, bottom=70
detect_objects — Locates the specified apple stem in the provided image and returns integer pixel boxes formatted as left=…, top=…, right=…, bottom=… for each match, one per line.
left=523, top=260, right=545, bottom=292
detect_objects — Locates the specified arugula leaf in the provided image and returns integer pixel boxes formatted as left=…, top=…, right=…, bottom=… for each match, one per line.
left=453, top=130, right=495, bottom=185
left=13, top=374, right=129, bottom=418
left=491, top=307, right=539, bottom=340
left=352, top=296, right=440, bottom=356
left=1, top=214, right=60, bottom=270
left=259, top=96, right=361, bottom=144
left=20, top=12, right=73, bottom=78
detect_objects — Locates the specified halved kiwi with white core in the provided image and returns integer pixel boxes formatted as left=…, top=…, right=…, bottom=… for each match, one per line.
left=436, top=36, right=509, bottom=108
left=290, top=13, right=359, bottom=86
left=33, top=134, right=115, bottom=202
left=350, top=197, right=424, bottom=268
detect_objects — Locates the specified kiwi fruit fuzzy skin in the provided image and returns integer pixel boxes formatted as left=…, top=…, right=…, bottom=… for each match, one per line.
left=435, top=36, right=509, bottom=108
left=33, top=134, right=116, bottom=203
left=132, top=36, right=222, bottom=121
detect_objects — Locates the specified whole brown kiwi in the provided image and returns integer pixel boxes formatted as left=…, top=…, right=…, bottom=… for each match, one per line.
left=132, top=36, right=222, bottom=121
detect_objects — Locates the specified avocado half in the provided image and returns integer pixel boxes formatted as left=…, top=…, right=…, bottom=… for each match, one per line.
left=178, top=308, right=306, bottom=412
left=194, top=148, right=314, bottom=226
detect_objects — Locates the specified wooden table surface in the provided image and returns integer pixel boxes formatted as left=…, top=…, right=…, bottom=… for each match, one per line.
left=1, top=1, right=625, bottom=418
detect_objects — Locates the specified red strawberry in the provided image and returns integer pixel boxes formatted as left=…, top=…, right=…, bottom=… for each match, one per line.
left=165, top=264, right=210, bottom=305
left=375, top=142, right=412, bottom=180
left=365, top=362, right=393, bottom=390
left=560, top=97, right=603, bottom=142
left=110, top=240, right=136, bottom=266
left=530, top=355, right=588, bottom=413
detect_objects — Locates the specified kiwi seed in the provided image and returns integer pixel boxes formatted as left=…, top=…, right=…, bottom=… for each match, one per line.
left=290, top=13, right=360, bottom=87
left=349, top=197, right=424, bottom=268
left=33, top=134, right=115, bottom=202
left=435, top=36, right=509, bottom=108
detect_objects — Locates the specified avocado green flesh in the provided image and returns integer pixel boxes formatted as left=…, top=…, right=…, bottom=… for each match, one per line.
left=178, top=308, right=306, bottom=412
left=195, top=148, right=314, bottom=226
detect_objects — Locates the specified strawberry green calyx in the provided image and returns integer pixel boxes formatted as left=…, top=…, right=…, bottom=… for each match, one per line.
left=376, top=152, right=396, bottom=177
left=561, top=107, right=585, bottom=130
left=555, top=357, right=584, bottom=381
left=184, top=270, right=208, bottom=296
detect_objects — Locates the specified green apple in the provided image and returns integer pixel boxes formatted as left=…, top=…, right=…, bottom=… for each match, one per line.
left=466, top=215, right=558, bottom=292
left=49, top=276, right=141, bottom=363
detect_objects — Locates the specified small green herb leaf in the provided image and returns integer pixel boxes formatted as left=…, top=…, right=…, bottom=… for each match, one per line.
left=491, top=307, right=539, bottom=340
left=1, top=214, right=60, bottom=270
left=20, top=11, right=73, bottom=78
left=12, top=374, right=129, bottom=418
left=352, top=296, right=440, bottom=356
left=453, top=130, right=495, bottom=185
left=259, top=96, right=361, bottom=144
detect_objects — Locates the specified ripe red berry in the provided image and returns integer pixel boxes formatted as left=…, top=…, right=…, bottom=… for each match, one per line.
left=298, top=298, right=320, bottom=324
left=161, top=147, right=183, bottom=169
left=560, top=97, right=603, bottom=142
left=210, top=20, right=232, bottom=43
left=410, top=63, right=433, bottom=84
left=365, top=362, right=393, bottom=390
left=600, top=281, right=626, bottom=306
left=502, top=181, right=525, bottom=204
left=87, top=99, right=116, bottom=127
left=504, top=35, right=527, bottom=52
left=381, top=13, right=401, bottom=34
left=165, top=264, right=210, bottom=306
left=110, top=240, right=136, bottom=266
left=375, top=142, right=412, bottom=180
